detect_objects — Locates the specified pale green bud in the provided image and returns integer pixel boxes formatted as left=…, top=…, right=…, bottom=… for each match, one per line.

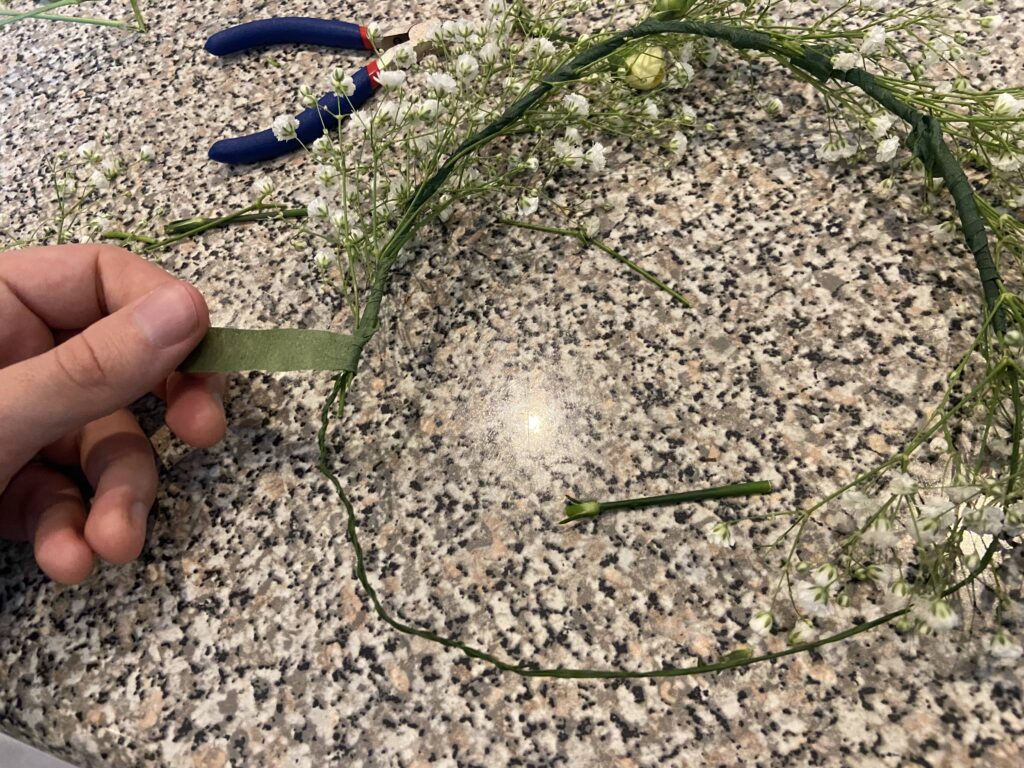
left=623, top=46, right=667, bottom=91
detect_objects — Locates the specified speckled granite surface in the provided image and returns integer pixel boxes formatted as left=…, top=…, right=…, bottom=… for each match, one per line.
left=2, top=1, right=1023, bottom=766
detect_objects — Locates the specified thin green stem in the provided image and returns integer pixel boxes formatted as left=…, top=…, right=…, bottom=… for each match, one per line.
left=162, top=205, right=307, bottom=237
left=128, top=0, right=145, bottom=32
left=100, top=229, right=158, bottom=245
left=0, top=8, right=126, bottom=27
left=499, top=217, right=691, bottom=307
left=0, top=0, right=83, bottom=27
left=561, top=480, right=774, bottom=524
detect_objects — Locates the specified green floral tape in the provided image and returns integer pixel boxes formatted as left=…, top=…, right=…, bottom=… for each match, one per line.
left=179, top=327, right=366, bottom=373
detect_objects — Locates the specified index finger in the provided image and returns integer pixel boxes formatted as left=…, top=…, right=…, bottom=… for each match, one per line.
left=0, top=243, right=176, bottom=331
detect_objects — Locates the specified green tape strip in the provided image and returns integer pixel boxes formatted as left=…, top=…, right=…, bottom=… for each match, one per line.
left=179, top=327, right=366, bottom=373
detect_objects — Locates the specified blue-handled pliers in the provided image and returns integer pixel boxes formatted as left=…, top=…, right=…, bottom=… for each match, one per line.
left=205, top=17, right=439, bottom=165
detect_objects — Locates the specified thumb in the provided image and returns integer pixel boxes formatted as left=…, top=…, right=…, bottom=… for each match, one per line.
left=0, top=281, right=208, bottom=483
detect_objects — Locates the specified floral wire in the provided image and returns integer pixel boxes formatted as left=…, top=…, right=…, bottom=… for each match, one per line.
left=306, top=16, right=1020, bottom=678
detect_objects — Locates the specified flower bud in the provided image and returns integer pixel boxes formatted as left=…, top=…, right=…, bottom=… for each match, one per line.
left=623, top=45, right=667, bottom=91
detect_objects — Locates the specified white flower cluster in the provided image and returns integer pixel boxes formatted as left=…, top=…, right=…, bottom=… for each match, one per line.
left=277, top=0, right=703, bottom=287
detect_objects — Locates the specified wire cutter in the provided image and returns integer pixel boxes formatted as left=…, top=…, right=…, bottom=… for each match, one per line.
left=204, top=17, right=439, bottom=165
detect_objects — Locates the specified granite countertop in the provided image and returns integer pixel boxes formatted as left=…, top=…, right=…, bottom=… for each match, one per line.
left=2, top=1, right=1023, bottom=766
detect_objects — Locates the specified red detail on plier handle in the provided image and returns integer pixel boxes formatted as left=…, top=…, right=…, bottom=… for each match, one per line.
left=359, top=25, right=372, bottom=50
left=367, top=59, right=381, bottom=90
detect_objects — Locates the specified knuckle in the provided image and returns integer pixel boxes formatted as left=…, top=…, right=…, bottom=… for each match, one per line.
left=53, top=333, right=110, bottom=392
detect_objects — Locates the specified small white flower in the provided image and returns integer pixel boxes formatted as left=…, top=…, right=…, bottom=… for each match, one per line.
left=376, top=70, right=406, bottom=89
left=644, top=101, right=660, bottom=119
left=271, top=114, right=300, bottom=142
left=581, top=217, right=600, bottom=238
left=554, top=139, right=584, bottom=169
left=868, top=114, right=895, bottom=139
left=485, top=0, right=507, bottom=16
left=1004, top=329, right=1024, bottom=347
left=993, top=92, right=1022, bottom=117
left=138, top=144, right=155, bottom=161
left=331, top=69, right=356, bottom=97
left=887, top=579, right=912, bottom=608
left=416, top=98, right=442, bottom=121
left=840, top=490, right=875, bottom=519
left=964, top=504, right=1005, bottom=535
left=525, top=157, right=539, bottom=171
left=946, top=485, right=979, bottom=504
left=706, top=521, right=734, bottom=547
left=787, top=619, right=816, bottom=645
left=251, top=176, right=274, bottom=197
left=875, top=136, right=900, bottom=162
left=889, top=472, right=917, bottom=495
left=455, top=53, right=479, bottom=81
left=99, top=157, right=122, bottom=179
left=915, top=499, right=953, bottom=543
left=991, top=154, right=1022, bottom=173
left=77, top=141, right=101, bottom=163
left=364, top=22, right=381, bottom=44
left=298, top=84, right=318, bottom=109
left=563, top=93, right=590, bottom=117
left=88, top=170, right=110, bottom=190
left=585, top=142, right=607, bottom=173
left=527, top=37, right=557, bottom=58
left=831, top=52, right=861, bottom=72
left=392, top=45, right=417, bottom=68
left=860, top=26, right=887, bottom=55
left=310, top=135, right=333, bottom=158
left=749, top=611, right=773, bottom=637
left=990, top=630, right=1023, bottom=663
left=794, top=582, right=830, bottom=616
left=425, top=72, right=458, bottom=94
left=329, top=209, right=348, bottom=232
left=479, top=41, right=501, bottom=64
left=811, top=563, right=839, bottom=587
left=921, top=598, right=958, bottom=633
left=517, top=194, right=539, bottom=217
left=668, top=130, right=688, bottom=157
left=672, top=61, right=695, bottom=88
left=307, top=197, right=329, bottom=220
left=316, top=165, right=339, bottom=189
left=861, top=515, right=896, bottom=547
left=314, top=249, right=333, bottom=270
left=816, top=138, right=857, bottom=162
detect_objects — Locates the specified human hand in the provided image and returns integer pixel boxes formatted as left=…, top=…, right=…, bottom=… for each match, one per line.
left=0, top=244, right=226, bottom=584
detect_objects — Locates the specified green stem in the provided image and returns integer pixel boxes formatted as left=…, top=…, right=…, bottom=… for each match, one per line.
left=128, top=0, right=145, bottom=32
left=0, top=0, right=83, bottom=27
left=100, top=229, right=158, bottom=245
left=499, top=218, right=691, bottom=307
left=162, top=206, right=307, bottom=237
left=0, top=7, right=126, bottom=27
left=561, top=480, right=774, bottom=524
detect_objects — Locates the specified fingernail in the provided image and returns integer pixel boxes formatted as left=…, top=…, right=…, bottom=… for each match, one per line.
left=132, top=282, right=199, bottom=349
left=130, top=501, right=151, bottom=530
